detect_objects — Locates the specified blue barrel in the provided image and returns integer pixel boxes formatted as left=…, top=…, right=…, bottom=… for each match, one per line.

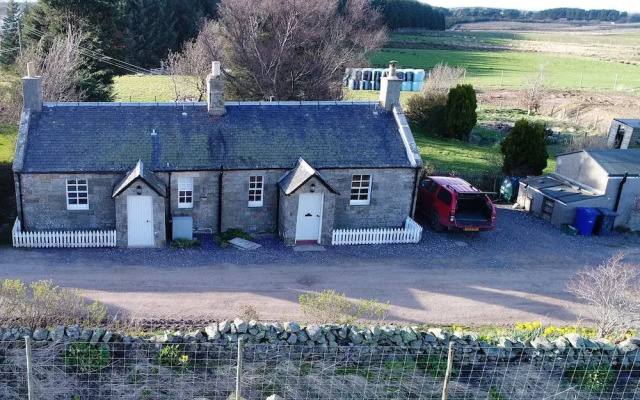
left=401, top=81, right=412, bottom=91
left=574, top=207, right=600, bottom=236
left=374, top=81, right=380, bottom=90
left=414, top=69, right=426, bottom=82
left=382, top=69, right=389, bottom=78
left=396, top=70, right=405, bottom=80
left=363, top=80, right=371, bottom=90
left=348, top=79, right=357, bottom=90
left=354, top=68, right=362, bottom=81
left=358, top=80, right=365, bottom=90
left=373, top=68, right=383, bottom=82
left=362, top=68, right=372, bottom=81
left=411, top=81, right=423, bottom=92
left=405, top=70, right=414, bottom=82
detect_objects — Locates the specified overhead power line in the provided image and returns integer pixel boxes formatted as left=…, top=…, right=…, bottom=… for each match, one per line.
left=20, top=25, right=152, bottom=75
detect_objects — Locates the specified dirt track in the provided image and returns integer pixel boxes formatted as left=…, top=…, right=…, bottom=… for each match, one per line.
left=1, top=210, right=639, bottom=327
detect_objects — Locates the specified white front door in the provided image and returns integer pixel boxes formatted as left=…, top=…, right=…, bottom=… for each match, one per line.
left=127, top=196, right=155, bottom=247
left=295, top=193, right=324, bottom=243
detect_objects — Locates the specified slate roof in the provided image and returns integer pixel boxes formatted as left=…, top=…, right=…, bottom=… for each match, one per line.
left=19, top=102, right=413, bottom=173
left=585, top=149, right=640, bottom=176
left=277, top=158, right=339, bottom=195
left=112, top=159, right=167, bottom=198
left=615, top=119, right=640, bottom=129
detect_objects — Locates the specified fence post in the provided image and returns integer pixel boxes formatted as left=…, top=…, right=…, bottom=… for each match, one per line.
left=579, top=72, right=583, bottom=88
left=25, top=336, right=34, bottom=400
left=236, top=337, right=244, bottom=400
left=614, top=74, right=618, bottom=90
left=441, top=341, right=454, bottom=400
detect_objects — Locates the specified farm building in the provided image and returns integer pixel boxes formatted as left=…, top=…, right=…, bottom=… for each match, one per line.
left=607, top=118, right=640, bottom=149
left=12, top=61, right=422, bottom=248
left=517, top=149, right=640, bottom=231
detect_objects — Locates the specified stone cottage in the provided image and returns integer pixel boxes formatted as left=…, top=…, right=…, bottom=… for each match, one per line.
left=13, top=61, right=422, bottom=247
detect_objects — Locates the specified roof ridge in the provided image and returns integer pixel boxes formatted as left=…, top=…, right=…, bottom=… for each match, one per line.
left=43, top=101, right=381, bottom=108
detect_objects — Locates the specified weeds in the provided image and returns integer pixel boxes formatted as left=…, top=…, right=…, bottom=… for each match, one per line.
left=62, top=343, right=111, bottom=373
left=170, top=238, right=202, bottom=249
left=214, top=228, right=252, bottom=248
left=565, top=365, right=615, bottom=393
left=156, top=345, right=191, bottom=369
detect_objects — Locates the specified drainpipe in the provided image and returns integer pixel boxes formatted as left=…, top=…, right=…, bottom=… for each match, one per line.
left=218, top=165, right=223, bottom=233
left=409, top=167, right=420, bottom=218
left=17, top=172, right=25, bottom=228
left=167, top=172, right=172, bottom=239
left=275, top=187, right=280, bottom=235
left=613, top=172, right=628, bottom=212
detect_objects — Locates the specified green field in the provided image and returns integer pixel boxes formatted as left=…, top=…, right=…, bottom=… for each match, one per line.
left=113, top=75, right=199, bottom=102
left=369, top=47, right=640, bottom=91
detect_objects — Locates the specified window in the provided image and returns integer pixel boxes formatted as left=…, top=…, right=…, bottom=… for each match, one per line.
left=428, top=181, right=438, bottom=193
left=248, top=176, right=264, bottom=207
left=350, top=174, right=372, bottom=205
left=178, top=178, right=194, bottom=208
left=66, top=179, right=89, bottom=210
left=436, top=188, right=452, bottom=206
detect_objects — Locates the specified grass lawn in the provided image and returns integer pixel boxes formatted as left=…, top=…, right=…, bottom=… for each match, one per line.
left=369, top=47, right=640, bottom=91
left=0, top=124, right=17, bottom=165
left=113, top=75, right=200, bottom=102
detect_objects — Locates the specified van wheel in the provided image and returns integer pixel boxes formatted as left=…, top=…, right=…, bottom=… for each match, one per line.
left=431, top=212, right=443, bottom=232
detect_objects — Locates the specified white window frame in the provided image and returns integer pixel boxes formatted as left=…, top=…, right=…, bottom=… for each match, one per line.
left=178, top=177, right=194, bottom=209
left=350, top=174, right=372, bottom=206
left=66, top=178, right=89, bottom=210
left=248, top=175, right=264, bottom=207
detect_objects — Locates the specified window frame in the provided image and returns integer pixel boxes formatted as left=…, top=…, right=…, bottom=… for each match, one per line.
left=178, top=177, right=194, bottom=209
left=248, top=175, right=264, bottom=208
left=66, top=178, right=89, bottom=210
left=350, top=174, right=372, bottom=206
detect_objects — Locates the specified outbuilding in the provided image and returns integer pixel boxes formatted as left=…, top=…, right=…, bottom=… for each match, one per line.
left=607, top=118, right=640, bottom=149
left=517, top=149, right=640, bottom=231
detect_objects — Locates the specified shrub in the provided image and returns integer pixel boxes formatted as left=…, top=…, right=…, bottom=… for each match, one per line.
left=0, top=279, right=108, bottom=329
left=566, top=253, right=640, bottom=337
left=405, top=92, right=448, bottom=136
left=415, top=355, right=458, bottom=378
left=444, top=84, right=477, bottom=140
left=62, top=343, right=110, bottom=373
left=157, top=345, right=191, bottom=368
left=500, top=119, right=548, bottom=176
left=489, top=386, right=506, bottom=400
left=170, top=238, right=202, bottom=249
left=299, top=290, right=389, bottom=325
left=565, top=365, right=615, bottom=392
left=214, top=228, right=252, bottom=248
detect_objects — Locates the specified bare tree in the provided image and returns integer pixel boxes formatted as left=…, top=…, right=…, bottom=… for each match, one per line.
left=423, top=62, right=466, bottom=95
left=164, top=20, right=227, bottom=102
left=17, top=30, right=86, bottom=102
left=566, top=253, right=640, bottom=337
left=522, top=62, right=548, bottom=116
left=218, top=0, right=386, bottom=101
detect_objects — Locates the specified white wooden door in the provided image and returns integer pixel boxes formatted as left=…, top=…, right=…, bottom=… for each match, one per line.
left=127, top=196, right=155, bottom=247
left=295, top=193, right=324, bottom=243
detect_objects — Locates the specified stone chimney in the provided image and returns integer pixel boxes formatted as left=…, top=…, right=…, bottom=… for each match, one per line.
left=207, top=61, right=225, bottom=116
left=22, top=62, right=43, bottom=112
left=380, top=60, right=402, bottom=111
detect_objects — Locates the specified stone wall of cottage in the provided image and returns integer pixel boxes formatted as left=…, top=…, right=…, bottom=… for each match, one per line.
left=321, top=168, right=417, bottom=229
left=19, top=173, right=122, bottom=232
left=220, top=170, right=283, bottom=234
left=169, top=171, right=220, bottom=234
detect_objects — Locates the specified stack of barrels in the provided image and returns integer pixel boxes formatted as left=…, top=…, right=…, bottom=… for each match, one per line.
left=345, top=67, right=426, bottom=92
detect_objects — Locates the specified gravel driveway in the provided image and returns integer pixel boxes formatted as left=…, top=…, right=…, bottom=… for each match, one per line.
left=1, top=205, right=639, bottom=327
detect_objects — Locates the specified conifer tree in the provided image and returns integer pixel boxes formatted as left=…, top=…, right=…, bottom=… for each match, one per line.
left=0, top=0, right=21, bottom=65
left=500, top=119, right=548, bottom=176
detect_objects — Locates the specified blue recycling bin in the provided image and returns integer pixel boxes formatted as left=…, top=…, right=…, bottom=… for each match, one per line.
left=574, top=207, right=600, bottom=236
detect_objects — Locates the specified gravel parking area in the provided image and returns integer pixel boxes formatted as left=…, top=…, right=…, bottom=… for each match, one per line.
left=1, top=205, right=639, bottom=326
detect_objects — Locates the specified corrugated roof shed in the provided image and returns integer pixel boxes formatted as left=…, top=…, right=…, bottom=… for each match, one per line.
left=19, top=103, right=413, bottom=173
left=614, top=119, right=640, bottom=129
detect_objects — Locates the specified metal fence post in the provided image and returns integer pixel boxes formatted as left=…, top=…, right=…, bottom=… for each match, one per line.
left=24, top=336, right=34, bottom=400
left=441, top=341, right=454, bottom=400
left=236, top=337, right=244, bottom=400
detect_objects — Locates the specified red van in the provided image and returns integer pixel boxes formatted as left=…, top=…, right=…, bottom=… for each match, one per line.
left=417, top=176, right=496, bottom=232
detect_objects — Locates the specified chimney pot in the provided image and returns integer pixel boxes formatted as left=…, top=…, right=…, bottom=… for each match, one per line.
left=380, top=60, right=402, bottom=111
left=389, top=61, right=398, bottom=78
left=212, top=61, right=221, bottom=77
left=27, top=62, right=36, bottom=78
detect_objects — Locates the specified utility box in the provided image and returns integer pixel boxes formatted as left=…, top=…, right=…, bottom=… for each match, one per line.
left=172, top=216, right=193, bottom=240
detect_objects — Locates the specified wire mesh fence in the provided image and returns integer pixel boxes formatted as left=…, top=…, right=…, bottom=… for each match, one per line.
left=1, top=338, right=639, bottom=400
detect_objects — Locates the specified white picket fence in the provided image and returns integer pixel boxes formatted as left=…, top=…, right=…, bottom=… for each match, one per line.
left=332, top=217, right=423, bottom=245
left=12, top=218, right=117, bottom=248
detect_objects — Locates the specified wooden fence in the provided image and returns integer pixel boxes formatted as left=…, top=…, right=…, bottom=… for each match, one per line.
left=12, top=218, right=117, bottom=248
left=332, top=217, right=423, bottom=245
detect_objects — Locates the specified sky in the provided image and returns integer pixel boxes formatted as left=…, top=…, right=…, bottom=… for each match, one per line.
left=425, top=1, right=640, bottom=13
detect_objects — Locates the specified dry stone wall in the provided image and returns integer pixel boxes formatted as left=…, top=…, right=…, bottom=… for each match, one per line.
left=2, top=320, right=640, bottom=368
